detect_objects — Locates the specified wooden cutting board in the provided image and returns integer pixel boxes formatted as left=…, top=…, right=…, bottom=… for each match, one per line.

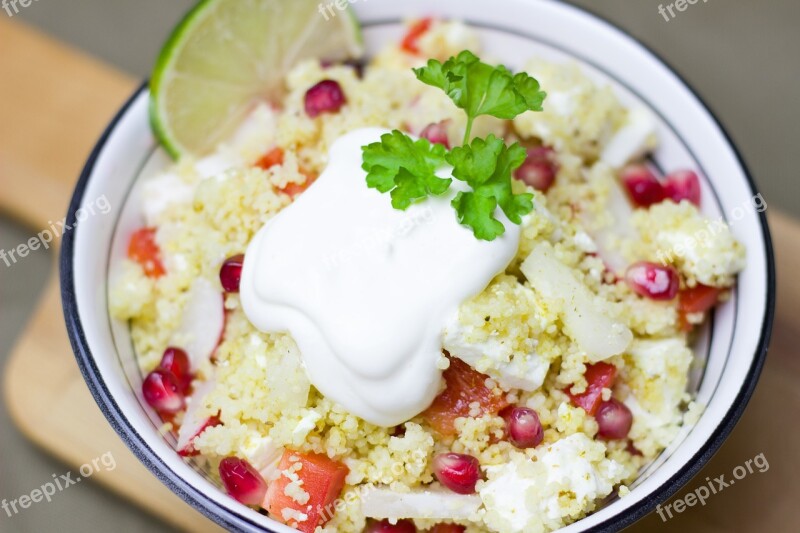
left=1, top=17, right=797, bottom=533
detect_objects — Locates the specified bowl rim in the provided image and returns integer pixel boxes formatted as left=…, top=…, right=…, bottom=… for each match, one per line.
left=60, top=2, right=775, bottom=532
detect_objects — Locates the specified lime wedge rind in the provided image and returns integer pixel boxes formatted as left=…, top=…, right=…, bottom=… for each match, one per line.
left=149, top=0, right=364, bottom=159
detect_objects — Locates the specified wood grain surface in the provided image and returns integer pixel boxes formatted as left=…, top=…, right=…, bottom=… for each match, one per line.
left=0, top=16, right=795, bottom=533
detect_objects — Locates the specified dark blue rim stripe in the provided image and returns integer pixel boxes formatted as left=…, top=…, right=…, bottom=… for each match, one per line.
left=60, top=4, right=774, bottom=533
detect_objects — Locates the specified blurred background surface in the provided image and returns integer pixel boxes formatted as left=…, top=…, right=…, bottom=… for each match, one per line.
left=0, top=1, right=797, bottom=532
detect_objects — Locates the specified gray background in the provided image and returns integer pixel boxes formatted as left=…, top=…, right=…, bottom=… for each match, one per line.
left=0, top=0, right=797, bottom=532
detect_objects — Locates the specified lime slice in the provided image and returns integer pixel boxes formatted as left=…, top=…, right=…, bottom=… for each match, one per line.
left=150, top=0, right=363, bottom=159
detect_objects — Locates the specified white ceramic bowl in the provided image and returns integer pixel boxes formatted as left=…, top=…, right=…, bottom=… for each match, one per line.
left=61, top=1, right=775, bottom=531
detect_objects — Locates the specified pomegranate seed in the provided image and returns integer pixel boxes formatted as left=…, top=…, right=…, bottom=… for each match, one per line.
left=218, top=457, right=268, bottom=506
left=626, top=441, right=643, bottom=456
left=364, top=519, right=417, bottom=533
left=430, top=525, right=466, bottom=533
left=595, top=399, right=633, bottom=440
left=621, top=165, right=665, bottom=207
left=433, top=453, right=481, bottom=494
left=664, top=170, right=701, bottom=206
left=142, top=370, right=185, bottom=414
left=419, top=121, right=451, bottom=149
left=220, top=254, right=244, bottom=293
left=159, top=347, right=193, bottom=393
left=514, top=146, right=558, bottom=192
left=625, top=261, right=680, bottom=301
left=503, top=407, right=544, bottom=449
left=305, top=80, right=346, bottom=118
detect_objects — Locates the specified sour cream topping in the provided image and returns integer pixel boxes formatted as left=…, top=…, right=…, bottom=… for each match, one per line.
left=240, top=128, right=521, bottom=427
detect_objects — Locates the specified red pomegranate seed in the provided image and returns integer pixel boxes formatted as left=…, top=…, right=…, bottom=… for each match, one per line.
left=430, top=525, right=466, bottom=533
left=433, top=453, right=481, bottom=494
left=218, top=457, right=268, bottom=506
left=595, top=399, right=633, bottom=440
left=625, top=261, right=680, bottom=301
left=503, top=407, right=544, bottom=449
left=142, top=370, right=185, bottom=414
left=419, top=121, right=451, bottom=149
left=514, top=146, right=558, bottom=192
left=621, top=165, right=665, bottom=207
left=220, top=254, right=244, bottom=293
left=626, top=441, right=643, bottom=457
left=365, top=519, right=417, bottom=533
left=305, top=80, right=346, bottom=118
left=664, top=170, right=701, bottom=207
left=159, top=347, right=193, bottom=393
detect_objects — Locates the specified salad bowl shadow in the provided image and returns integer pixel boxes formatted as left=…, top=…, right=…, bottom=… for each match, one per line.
left=61, top=0, right=774, bottom=531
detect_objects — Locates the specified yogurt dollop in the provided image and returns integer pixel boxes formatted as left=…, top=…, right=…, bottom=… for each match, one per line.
left=240, top=128, right=521, bottom=427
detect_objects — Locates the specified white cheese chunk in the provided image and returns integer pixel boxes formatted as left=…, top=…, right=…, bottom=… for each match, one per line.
left=142, top=172, right=193, bottom=225
left=443, top=317, right=549, bottom=392
left=480, top=434, right=629, bottom=532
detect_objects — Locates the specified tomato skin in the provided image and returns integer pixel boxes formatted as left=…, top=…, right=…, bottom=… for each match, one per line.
left=401, top=18, right=433, bottom=54
left=278, top=172, right=317, bottom=199
left=255, top=147, right=284, bottom=170
left=264, top=450, right=349, bottom=533
left=677, top=284, right=721, bottom=331
left=422, top=357, right=510, bottom=436
left=128, top=227, right=165, bottom=278
left=253, top=146, right=315, bottom=198
left=567, top=362, right=617, bottom=416
left=679, top=284, right=721, bottom=314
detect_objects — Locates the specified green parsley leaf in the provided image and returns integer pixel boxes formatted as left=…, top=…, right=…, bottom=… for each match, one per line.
left=362, top=130, right=451, bottom=210
left=414, top=50, right=547, bottom=143
left=361, top=51, right=545, bottom=241
left=446, top=135, right=534, bottom=240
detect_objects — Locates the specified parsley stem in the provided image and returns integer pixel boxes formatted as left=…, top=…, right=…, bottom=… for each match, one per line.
left=463, top=116, right=475, bottom=146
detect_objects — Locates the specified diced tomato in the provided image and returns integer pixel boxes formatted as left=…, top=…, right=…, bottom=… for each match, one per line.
left=279, top=172, right=317, bottom=199
left=430, top=525, right=466, bottom=533
left=677, top=284, right=721, bottom=331
left=422, top=357, right=510, bottom=436
left=128, top=227, right=165, bottom=278
left=679, top=284, right=721, bottom=314
left=263, top=450, right=349, bottom=533
left=567, top=362, right=617, bottom=416
left=401, top=18, right=434, bottom=54
left=255, top=147, right=284, bottom=170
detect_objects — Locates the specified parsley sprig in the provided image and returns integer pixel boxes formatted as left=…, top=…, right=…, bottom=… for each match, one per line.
left=449, top=135, right=534, bottom=241
left=362, top=50, right=546, bottom=240
left=363, top=130, right=451, bottom=210
left=415, top=51, right=547, bottom=145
